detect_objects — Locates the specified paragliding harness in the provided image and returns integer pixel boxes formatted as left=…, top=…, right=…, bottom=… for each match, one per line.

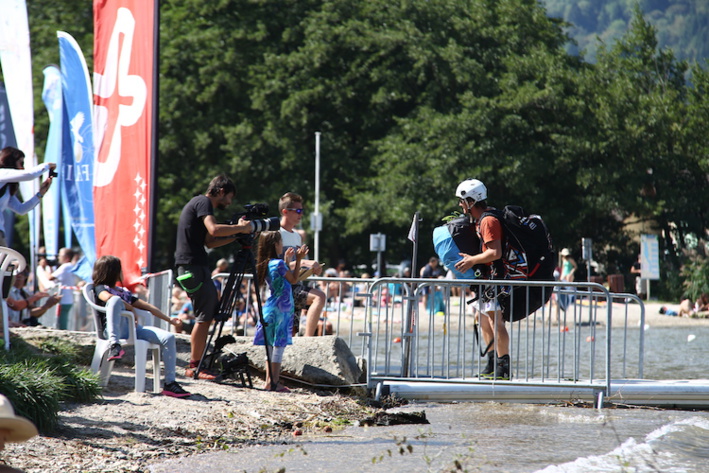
left=466, top=205, right=556, bottom=324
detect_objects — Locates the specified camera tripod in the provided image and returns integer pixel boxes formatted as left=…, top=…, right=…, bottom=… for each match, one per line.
left=193, top=235, right=270, bottom=385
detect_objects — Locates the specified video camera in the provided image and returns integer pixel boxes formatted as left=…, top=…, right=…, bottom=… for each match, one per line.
left=230, top=203, right=280, bottom=233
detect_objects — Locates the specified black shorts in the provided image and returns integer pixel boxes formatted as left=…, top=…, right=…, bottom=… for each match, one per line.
left=292, top=283, right=312, bottom=312
left=177, top=265, right=218, bottom=323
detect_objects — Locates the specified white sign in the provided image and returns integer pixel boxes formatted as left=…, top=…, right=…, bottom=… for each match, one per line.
left=309, top=213, right=322, bottom=232
left=640, top=234, right=660, bottom=280
left=582, top=238, right=592, bottom=261
left=370, top=233, right=386, bottom=252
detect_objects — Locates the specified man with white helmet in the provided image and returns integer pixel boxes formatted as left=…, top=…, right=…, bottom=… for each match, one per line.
left=453, top=178, right=510, bottom=380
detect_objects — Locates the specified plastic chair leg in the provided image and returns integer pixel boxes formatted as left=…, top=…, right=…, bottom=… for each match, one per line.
left=151, top=348, right=161, bottom=393
left=134, top=342, right=148, bottom=393
left=99, top=357, right=115, bottom=387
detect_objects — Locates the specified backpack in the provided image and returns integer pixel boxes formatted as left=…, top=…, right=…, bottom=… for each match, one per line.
left=432, top=216, right=487, bottom=280
left=478, top=206, right=556, bottom=322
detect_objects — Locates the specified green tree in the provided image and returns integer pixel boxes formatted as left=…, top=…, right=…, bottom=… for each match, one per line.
left=573, top=6, right=708, bottom=281
left=339, top=0, right=586, bottom=255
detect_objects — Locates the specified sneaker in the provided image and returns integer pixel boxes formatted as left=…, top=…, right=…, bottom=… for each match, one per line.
left=108, top=343, right=125, bottom=361
left=481, top=354, right=510, bottom=380
left=162, top=381, right=192, bottom=398
left=185, top=367, right=218, bottom=381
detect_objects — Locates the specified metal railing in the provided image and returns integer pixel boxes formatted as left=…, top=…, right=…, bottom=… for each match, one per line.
left=301, top=276, right=645, bottom=396
left=135, top=270, right=645, bottom=397
left=144, top=269, right=174, bottom=330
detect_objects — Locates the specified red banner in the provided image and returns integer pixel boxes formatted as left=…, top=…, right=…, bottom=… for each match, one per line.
left=93, top=0, right=155, bottom=286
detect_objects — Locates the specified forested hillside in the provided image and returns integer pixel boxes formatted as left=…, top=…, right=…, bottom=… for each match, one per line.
left=542, top=0, right=709, bottom=63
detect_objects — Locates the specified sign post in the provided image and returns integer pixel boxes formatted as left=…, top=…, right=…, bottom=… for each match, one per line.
left=370, top=233, right=386, bottom=277
left=582, top=238, right=593, bottom=282
left=640, top=234, right=660, bottom=300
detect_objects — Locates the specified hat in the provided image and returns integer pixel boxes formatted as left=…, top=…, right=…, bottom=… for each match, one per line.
left=560, top=248, right=571, bottom=256
left=325, top=268, right=338, bottom=277
left=0, top=395, right=38, bottom=442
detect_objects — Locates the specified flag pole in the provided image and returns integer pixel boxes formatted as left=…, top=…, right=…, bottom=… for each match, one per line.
left=147, top=0, right=160, bottom=273
left=402, top=211, right=421, bottom=377
left=314, top=131, right=321, bottom=262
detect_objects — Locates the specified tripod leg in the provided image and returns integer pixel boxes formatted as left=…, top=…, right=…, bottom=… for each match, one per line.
left=194, top=250, right=248, bottom=379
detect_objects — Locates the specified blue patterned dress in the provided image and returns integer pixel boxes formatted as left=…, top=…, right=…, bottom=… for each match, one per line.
left=254, top=258, right=293, bottom=347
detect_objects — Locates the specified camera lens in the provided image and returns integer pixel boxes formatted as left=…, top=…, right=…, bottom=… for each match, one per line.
left=250, top=217, right=281, bottom=233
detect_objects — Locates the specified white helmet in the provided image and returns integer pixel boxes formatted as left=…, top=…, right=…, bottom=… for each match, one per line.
left=456, top=179, right=487, bottom=203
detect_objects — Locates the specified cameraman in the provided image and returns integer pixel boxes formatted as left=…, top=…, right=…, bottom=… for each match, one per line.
left=174, top=174, right=252, bottom=380
left=0, top=147, right=56, bottom=247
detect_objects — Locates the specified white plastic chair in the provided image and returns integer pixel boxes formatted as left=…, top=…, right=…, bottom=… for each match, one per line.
left=0, top=247, right=26, bottom=351
left=83, top=284, right=161, bottom=393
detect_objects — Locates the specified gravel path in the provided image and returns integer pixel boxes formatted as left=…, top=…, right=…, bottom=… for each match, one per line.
left=2, top=365, right=374, bottom=473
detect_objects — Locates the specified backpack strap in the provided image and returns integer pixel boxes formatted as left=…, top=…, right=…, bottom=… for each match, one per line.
left=473, top=321, right=495, bottom=357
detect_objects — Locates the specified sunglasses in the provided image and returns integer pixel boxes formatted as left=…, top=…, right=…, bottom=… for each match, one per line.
left=287, top=208, right=304, bottom=214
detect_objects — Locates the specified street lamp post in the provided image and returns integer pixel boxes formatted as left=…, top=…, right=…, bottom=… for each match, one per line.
left=312, top=132, right=322, bottom=262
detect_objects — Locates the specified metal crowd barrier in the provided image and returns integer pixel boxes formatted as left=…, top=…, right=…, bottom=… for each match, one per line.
left=144, top=269, right=174, bottom=331
left=302, top=276, right=645, bottom=396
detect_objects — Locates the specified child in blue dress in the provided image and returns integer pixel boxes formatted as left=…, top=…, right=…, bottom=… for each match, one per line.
left=254, top=231, right=307, bottom=392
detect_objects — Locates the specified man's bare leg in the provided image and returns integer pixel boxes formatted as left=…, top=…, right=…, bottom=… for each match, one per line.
left=479, top=311, right=509, bottom=356
left=491, top=310, right=509, bottom=356
left=190, top=321, right=210, bottom=364
left=304, top=287, right=326, bottom=336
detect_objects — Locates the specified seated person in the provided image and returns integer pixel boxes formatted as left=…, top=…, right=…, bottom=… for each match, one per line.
left=92, top=255, right=192, bottom=398
left=212, top=258, right=229, bottom=298
left=175, top=300, right=196, bottom=334
left=6, top=269, right=61, bottom=327
left=317, top=317, right=334, bottom=336
left=236, top=285, right=258, bottom=334
left=320, top=268, right=340, bottom=301
left=170, top=287, right=187, bottom=316
left=679, top=293, right=709, bottom=317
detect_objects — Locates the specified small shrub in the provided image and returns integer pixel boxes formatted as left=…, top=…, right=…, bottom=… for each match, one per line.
left=49, top=361, right=101, bottom=403
left=0, top=337, right=102, bottom=434
left=0, top=361, right=64, bottom=433
left=681, top=257, right=709, bottom=301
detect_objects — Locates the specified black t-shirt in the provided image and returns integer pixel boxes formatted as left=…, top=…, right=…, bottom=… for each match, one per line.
left=422, top=264, right=444, bottom=279
left=174, top=195, right=213, bottom=266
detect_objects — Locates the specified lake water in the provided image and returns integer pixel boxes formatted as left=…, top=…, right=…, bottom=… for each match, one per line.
left=149, top=326, right=709, bottom=473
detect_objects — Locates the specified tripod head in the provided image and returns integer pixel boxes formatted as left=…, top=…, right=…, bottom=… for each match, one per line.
left=234, top=232, right=255, bottom=248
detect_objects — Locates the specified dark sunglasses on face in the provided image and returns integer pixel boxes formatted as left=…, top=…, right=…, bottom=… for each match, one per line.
left=287, top=208, right=304, bottom=214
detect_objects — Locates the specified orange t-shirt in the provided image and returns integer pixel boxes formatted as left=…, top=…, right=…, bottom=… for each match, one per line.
left=477, top=213, right=503, bottom=251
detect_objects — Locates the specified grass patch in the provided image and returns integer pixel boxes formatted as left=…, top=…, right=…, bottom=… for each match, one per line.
left=0, top=336, right=101, bottom=433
